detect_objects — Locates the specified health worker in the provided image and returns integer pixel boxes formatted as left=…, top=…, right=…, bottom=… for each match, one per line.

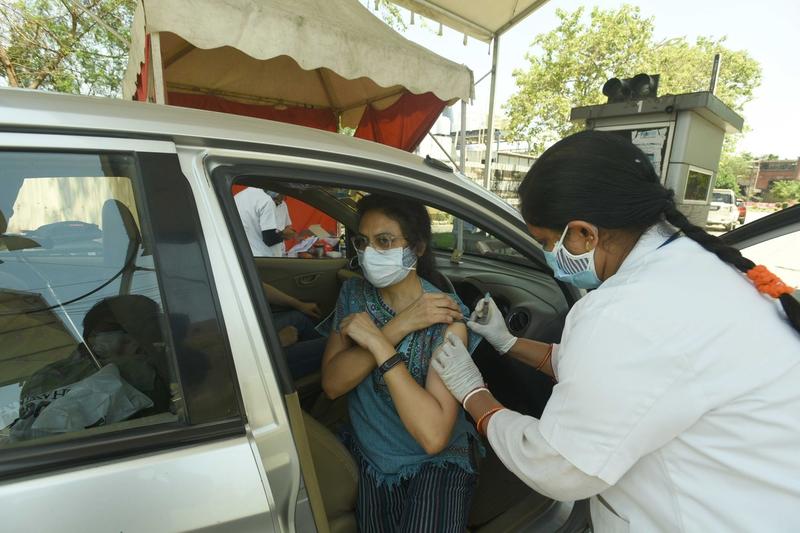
left=433, top=130, right=800, bottom=532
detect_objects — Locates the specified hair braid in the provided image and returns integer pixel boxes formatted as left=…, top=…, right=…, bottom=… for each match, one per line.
left=664, top=203, right=800, bottom=333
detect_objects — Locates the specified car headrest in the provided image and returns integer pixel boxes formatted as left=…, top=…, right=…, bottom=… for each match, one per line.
left=102, top=199, right=142, bottom=267
left=83, top=294, right=163, bottom=351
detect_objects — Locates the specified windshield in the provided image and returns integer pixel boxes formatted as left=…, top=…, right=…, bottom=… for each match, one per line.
left=712, top=192, right=734, bottom=204
left=428, top=207, right=525, bottom=260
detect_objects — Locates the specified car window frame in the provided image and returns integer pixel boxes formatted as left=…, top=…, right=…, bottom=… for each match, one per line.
left=0, top=137, right=246, bottom=480
left=208, top=149, right=580, bottom=376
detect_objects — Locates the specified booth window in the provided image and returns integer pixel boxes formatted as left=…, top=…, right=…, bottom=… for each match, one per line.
left=684, top=168, right=713, bottom=202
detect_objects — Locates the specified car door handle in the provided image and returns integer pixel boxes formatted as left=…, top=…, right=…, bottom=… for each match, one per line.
left=296, top=273, right=320, bottom=286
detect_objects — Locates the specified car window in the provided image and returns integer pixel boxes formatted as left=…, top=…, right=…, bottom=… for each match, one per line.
left=0, top=152, right=181, bottom=448
left=712, top=192, right=734, bottom=204
left=232, top=184, right=346, bottom=259
left=428, top=207, right=525, bottom=260
left=740, top=229, right=800, bottom=290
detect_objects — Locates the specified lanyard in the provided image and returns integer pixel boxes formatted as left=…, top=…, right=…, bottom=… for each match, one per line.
left=657, top=231, right=682, bottom=250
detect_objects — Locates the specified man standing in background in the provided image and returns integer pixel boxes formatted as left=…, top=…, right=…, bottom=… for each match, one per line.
left=267, top=191, right=296, bottom=257
left=234, top=186, right=281, bottom=257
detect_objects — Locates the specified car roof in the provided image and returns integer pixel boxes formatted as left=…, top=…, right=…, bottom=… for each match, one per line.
left=0, top=88, right=519, bottom=220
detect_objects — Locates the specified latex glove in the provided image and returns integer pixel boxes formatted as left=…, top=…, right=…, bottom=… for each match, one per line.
left=467, top=295, right=517, bottom=354
left=432, top=333, right=485, bottom=405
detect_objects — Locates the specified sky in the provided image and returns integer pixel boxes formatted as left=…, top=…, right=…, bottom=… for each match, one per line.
left=379, top=0, right=800, bottom=159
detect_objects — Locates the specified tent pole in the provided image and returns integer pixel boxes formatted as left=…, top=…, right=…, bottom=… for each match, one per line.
left=456, top=98, right=467, bottom=253
left=459, top=99, right=467, bottom=172
left=482, top=36, right=499, bottom=191
left=150, top=32, right=166, bottom=104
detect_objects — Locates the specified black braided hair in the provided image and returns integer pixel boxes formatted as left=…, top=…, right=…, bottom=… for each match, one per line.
left=518, top=130, right=800, bottom=333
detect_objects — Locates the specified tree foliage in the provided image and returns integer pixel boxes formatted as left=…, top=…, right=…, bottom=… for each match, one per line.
left=769, top=180, right=800, bottom=202
left=0, top=0, right=135, bottom=96
left=505, top=5, right=762, bottom=153
left=716, top=151, right=755, bottom=192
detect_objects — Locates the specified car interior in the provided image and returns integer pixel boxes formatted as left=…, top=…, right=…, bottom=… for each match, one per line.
left=0, top=169, right=182, bottom=448
left=228, top=178, right=573, bottom=532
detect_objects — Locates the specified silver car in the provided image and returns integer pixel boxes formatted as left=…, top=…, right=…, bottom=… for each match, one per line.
left=0, top=88, right=796, bottom=532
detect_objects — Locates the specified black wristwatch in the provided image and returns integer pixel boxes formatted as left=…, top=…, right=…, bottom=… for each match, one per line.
left=378, top=352, right=405, bottom=376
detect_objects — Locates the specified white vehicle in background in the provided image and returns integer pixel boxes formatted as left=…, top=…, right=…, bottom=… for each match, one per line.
left=707, top=188, right=740, bottom=231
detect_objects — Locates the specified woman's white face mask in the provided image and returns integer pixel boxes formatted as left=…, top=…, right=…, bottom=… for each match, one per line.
left=357, top=246, right=418, bottom=288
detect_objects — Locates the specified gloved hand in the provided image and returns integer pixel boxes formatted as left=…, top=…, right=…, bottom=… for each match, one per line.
left=432, top=333, right=485, bottom=405
left=467, top=296, right=517, bottom=354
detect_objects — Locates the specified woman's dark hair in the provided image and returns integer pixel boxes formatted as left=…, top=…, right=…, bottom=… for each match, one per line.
left=356, top=193, right=440, bottom=287
left=518, top=130, right=799, bottom=333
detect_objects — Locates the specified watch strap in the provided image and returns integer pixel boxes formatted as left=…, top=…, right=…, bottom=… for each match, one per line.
left=378, top=352, right=405, bottom=375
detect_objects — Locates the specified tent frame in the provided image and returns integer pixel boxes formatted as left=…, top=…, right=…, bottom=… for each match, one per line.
left=392, top=0, right=551, bottom=191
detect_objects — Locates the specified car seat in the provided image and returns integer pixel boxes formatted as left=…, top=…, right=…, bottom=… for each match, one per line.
left=0, top=209, right=39, bottom=252
left=101, top=199, right=142, bottom=293
left=302, top=410, right=358, bottom=533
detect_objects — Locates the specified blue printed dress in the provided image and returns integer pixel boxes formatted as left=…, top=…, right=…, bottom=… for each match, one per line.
left=321, top=276, right=483, bottom=487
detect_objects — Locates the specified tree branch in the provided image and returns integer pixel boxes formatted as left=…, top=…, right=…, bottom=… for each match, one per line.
left=28, top=12, right=75, bottom=89
left=0, top=44, right=20, bottom=86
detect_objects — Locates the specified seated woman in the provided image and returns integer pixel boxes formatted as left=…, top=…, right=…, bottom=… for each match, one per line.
left=321, top=194, right=481, bottom=532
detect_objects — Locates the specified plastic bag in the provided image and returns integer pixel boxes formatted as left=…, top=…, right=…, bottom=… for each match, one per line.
left=10, top=364, right=153, bottom=441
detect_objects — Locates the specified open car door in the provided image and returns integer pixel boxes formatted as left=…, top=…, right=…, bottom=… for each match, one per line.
left=722, top=205, right=800, bottom=292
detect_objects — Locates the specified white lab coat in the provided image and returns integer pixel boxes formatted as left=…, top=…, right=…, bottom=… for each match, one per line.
left=488, top=222, right=800, bottom=532
left=234, top=187, right=277, bottom=257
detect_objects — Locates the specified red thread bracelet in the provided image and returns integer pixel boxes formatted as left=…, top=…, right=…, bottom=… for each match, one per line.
left=476, top=407, right=504, bottom=436
left=535, top=344, right=553, bottom=372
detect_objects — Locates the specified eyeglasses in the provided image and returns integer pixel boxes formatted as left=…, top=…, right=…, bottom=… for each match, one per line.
left=351, top=233, right=406, bottom=252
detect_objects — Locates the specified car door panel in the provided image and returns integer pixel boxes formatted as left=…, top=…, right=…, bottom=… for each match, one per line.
left=0, top=136, right=279, bottom=532
left=254, top=257, right=347, bottom=315
left=724, top=205, right=800, bottom=290
left=0, top=437, right=274, bottom=533
left=723, top=205, right=800, bottom=248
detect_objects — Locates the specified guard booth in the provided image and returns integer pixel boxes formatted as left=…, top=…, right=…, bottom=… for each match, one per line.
left=571, top=83, right=743, bottom=226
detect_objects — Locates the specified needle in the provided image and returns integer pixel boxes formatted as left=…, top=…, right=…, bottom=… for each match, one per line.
left=477, top=292, right=491, bottom=325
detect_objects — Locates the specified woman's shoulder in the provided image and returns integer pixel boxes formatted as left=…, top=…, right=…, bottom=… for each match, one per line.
left=420, top=277, right=470, bottom=314
left=419, top=277, right=442, bottom=294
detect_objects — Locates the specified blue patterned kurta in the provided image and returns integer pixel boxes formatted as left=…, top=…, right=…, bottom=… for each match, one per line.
left=320, top=276, right=482, bottom=487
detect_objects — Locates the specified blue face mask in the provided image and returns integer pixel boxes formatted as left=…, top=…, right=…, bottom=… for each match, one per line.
left=543, top=225, right=602, bottom=289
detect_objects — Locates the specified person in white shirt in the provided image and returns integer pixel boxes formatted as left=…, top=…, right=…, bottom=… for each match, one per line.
left=234, top=187, right=282, bottom=256
left=432, top=131, right=800, bottom=532
left=266, top=192, right=296, bottom=257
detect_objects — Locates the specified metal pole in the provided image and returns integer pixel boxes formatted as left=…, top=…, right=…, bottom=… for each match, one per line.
left=459, top=99, right=467, bottom=172
left=150, top=33, right=166, bottom=104
left=455, top=99, right=467, bottom=253
left=427, top=132, right=461, bottom=169
left=482, top=36, right=500, bottom=191
left=709, top=53, right=722, bottom=94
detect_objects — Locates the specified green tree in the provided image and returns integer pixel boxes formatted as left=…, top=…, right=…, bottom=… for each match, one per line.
left=769, top=180, right=800, bottom=202
left=0, top=0, right=135, bottom=96
left=716, top=151, right=754, bottom=192
left=505, top=5, right=761, bottom=153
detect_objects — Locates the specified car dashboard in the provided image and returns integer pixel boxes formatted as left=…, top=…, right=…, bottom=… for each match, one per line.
left=435, top=252, right=570, bottom=418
